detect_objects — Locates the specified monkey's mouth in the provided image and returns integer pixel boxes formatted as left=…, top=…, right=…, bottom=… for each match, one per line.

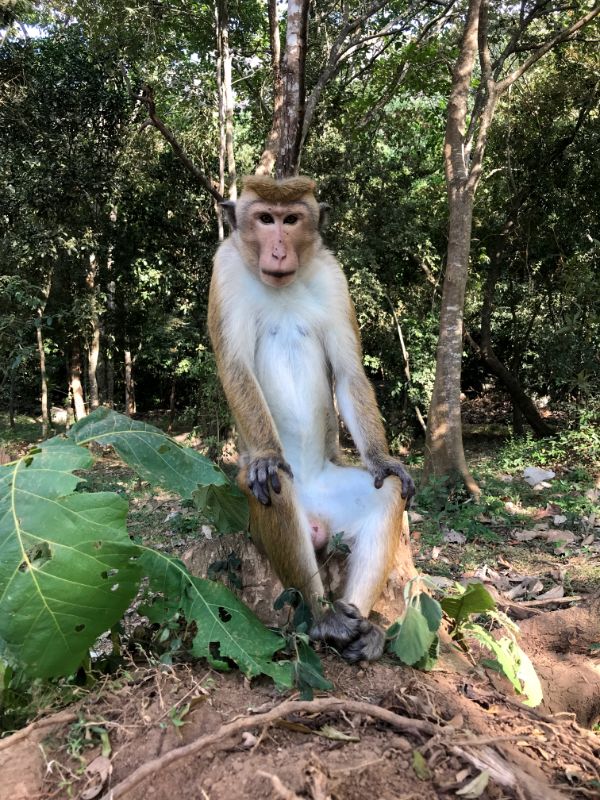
left=261, top=269, right=297, bottom=280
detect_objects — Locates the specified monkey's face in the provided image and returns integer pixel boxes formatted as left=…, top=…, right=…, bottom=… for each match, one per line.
left=238, top=199, right=319, bottom=288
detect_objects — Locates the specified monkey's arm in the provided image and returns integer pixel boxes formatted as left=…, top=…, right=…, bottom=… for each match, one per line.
left=208, top=286, right=292, bottom=505
left=327, top=290, right=415, bottom=500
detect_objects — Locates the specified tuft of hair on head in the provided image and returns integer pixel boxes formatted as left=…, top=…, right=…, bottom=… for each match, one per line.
left=242, top=175, right=316, bottom=203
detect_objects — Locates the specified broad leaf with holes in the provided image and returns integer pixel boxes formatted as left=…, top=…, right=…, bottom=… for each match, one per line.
left=0, top=439, right=141, bottom=677
left=139, top=548, right=294, bottom=687
left=69, top=408, right=248, bottom=533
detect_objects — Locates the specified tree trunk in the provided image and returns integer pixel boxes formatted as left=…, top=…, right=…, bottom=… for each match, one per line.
left=105, top=353, right=114, bottom=408
left=86, top=253, right=101, bottom=411
left=182, top=519, right=414, bottom=629
left=424, top=189, right=480, bottom=494
left=422, top=0, right=483, bottom=494
left=124, top=349, right=136, bottom=416
left=275, top=0, right=309, bottom=177
left=168, top=377, right=176, bottom=432
left=215, top=2, right=226, bottom=241
left=69, top=342, right=87, bottom=421
left=35, top=315, right=49, bottom=437
left=221, top=0, right=236, bottom=201
left=105, top=274, right=116, bottom=408
left=8, top=370, right=15, bottom=429
left=422, top=0, right=599, bottom=493
left=257, top=0, right=283, bottom=175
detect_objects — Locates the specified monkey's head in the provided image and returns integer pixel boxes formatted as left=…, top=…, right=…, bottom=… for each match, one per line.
left=222, top=176, right=329, bottom=289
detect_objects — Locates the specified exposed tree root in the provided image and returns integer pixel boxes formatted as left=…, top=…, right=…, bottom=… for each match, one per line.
left=99, top=696, right=560, bottom=800
left=0, top=710, right=77, bottom=752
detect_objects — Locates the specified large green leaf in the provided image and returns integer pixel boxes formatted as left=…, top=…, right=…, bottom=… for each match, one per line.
left=0, top=439, right=141, bottom=677
left=69, top=408, right=248, bottom=533
left=139, top=548, right=294, bottom=687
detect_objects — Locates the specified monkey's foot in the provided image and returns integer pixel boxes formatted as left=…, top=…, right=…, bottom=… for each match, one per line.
left=309, top=600, right=385, bottom=663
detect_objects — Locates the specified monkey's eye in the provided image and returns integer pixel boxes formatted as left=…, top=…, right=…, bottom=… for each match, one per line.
left=259, top=213, right=274, bottom=224
left=283, top=214, right=299, bottom=225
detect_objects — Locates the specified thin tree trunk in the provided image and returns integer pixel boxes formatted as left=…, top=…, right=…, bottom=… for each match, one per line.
left=215, top=2, right=226, bottom=241
left=124, top=349, right=136, bottom=416
left=220, top=0, right=236, bottom=201
left=385, top=294, right=426, bottom=434
left=8, top=370, right=15, bottom=429
left=106, top=353, right=114, bottom=408
left=168, top=377, right=176, bottom=432
left=275, top=0, right=309, bottom=177
left=423, top=0, right=483, bottom=495
left=69, top=341, right=87, bottom=421
left=36, top=318, right=49, bottom=437
left=257, top=0, right=283, bottom=175
left=86, top=252, right=101, bottom=411
left=424, top=191, right=480, bottom=494
left=35, top=277, right=52, bottom=437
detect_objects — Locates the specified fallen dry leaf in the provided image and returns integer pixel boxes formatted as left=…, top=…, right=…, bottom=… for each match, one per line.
left=80, top=756, right=112, bottom=800
left=536, top=585, right=565, bottom=601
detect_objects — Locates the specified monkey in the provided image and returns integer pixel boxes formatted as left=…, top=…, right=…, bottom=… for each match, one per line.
left=208, top=175, right=415, bottom=662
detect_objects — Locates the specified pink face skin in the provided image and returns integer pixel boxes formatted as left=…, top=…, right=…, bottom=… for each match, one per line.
left=249, top=201, right=316, bottom=288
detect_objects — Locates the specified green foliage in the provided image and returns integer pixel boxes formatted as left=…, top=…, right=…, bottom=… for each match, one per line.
left=441, top=583, right=496, bottom=628
left=0, top=410, right=287, bottom=689
left=69, top=408, right=249, bottom=534
left=497, top=413, right=600, bottom=476
left=0, top=437, right=141, bottom=677
left=139, top=549, right=293, bottom=687
left=273, top=590, right=331, bottom=700
left=442, top=583, right=542, bottom=707
left=387, top=587, right=442, bottom=669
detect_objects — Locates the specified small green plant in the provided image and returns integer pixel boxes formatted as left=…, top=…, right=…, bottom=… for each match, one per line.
left=274, top=589, right=333, bottom=700
left=387, top=579, right=443, bottom=670
left=442, top=583, right=542, bottom=707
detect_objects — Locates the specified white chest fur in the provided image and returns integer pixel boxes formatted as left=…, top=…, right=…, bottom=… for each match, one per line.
left=252, top=284, right=333, bottom=480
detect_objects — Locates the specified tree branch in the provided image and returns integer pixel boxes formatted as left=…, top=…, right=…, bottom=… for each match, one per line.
left=139, top=85, right=223, bottom=203
left=497, top=3, right=600, bottom=93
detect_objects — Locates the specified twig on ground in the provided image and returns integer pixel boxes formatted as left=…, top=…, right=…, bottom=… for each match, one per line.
left=257, top=770, right=302, bottom=800
left=0, top=710, right=78, bottom=751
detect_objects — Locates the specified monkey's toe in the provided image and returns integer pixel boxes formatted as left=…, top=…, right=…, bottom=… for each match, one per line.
left=309, top=600, right=363, bottom=651
left=340, top=620, right=385, bottom=663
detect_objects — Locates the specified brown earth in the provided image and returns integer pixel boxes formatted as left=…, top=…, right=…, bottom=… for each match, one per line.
left=2, top=597, right=600, bottom=800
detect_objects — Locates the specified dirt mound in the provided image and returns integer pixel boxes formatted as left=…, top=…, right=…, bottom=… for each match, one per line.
left=2, top=601, right=600, bottom=800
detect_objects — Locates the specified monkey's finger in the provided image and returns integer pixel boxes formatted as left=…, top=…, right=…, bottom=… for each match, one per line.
left=401, top=475, right=415, bottom=500
left=278, top=460, right=294, bottom=479
left=256, top=463, right=268, bottom=487
left=269, top=467, right=282, bottom=494
left=373, top=474, right=384, bottom=489
left=251, top=479, right=271, bottom=506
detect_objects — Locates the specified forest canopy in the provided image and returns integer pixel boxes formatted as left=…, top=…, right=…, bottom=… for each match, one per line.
left=1, top=0, right=599, bottom=468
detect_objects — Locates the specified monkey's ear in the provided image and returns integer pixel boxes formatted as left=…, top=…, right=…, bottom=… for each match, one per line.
left=318, top=202, right=330, bottom=231
left=219, top=200, right=237, bottom=230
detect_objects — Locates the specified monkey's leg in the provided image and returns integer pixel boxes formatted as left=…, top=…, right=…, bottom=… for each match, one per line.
left=301, top=465, right=411, bottom=662
left=238, top=468, right=325, bottom=609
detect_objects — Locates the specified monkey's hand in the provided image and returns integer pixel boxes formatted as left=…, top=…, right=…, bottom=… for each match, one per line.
left=247, top=452, right=293, bottom=506
left=369, top=456, right=415, bottom=500
left=310, top=600, right=385, bottom=663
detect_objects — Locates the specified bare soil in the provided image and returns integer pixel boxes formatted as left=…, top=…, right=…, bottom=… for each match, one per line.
left=2, top=594, right=600, bottom=800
